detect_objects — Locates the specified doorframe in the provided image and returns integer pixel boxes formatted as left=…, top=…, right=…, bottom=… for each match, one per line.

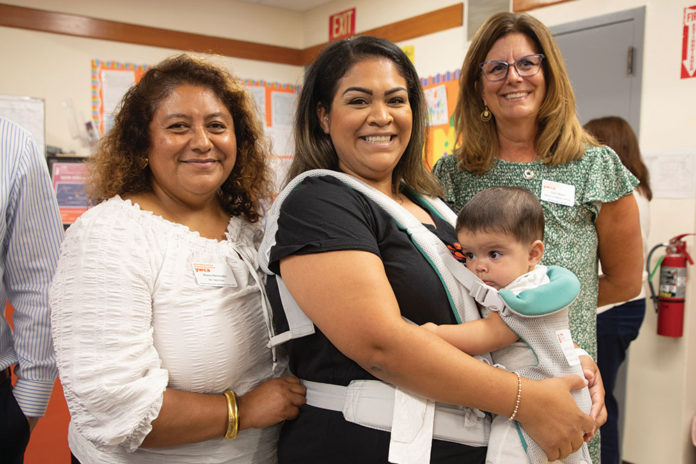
left=550, top=7, right=645, bottom=135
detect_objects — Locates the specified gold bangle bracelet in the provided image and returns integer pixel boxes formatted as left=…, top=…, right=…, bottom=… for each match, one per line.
left=223, top=390, right=239, bottom=440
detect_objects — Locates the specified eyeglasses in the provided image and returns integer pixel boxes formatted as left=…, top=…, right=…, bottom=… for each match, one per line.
left=479, top=54, right=545, bottom=82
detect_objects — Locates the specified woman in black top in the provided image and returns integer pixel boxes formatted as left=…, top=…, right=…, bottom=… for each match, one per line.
left=264, top=35, right=605, bottom=463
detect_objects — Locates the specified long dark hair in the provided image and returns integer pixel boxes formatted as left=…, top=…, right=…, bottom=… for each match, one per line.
left=289, top=35, right=442, bottom=196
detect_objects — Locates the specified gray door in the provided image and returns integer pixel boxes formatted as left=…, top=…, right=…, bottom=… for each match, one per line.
left=551, top=7, right=645, bottom=133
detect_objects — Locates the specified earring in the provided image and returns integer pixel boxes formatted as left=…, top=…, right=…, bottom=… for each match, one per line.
left=140, top=157, right=149, bottom=169
left=323, top=117, right=329, bottom=121
left=480, top=105, right=492, bottom=122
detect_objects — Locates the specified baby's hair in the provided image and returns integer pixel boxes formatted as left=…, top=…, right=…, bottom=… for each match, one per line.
left=456, top=186, right=544, bottom=244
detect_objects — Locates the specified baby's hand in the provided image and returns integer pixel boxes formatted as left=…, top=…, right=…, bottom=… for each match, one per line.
left=422, top=322, right=439, bottom=333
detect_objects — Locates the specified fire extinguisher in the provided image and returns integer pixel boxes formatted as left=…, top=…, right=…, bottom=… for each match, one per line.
left=647, top=234, right=694, bottom=337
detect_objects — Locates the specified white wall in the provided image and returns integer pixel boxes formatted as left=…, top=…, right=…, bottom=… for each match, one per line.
left=1, top=0, right=695, bottom=461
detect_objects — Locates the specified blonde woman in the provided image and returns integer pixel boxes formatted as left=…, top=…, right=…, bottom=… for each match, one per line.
left=433, top=13, right=641, bottom=462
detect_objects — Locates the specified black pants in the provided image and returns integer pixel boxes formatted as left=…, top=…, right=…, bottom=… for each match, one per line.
left=278, top=404, right=487, bottom=464
left=0, top=368, right=30, bottom=464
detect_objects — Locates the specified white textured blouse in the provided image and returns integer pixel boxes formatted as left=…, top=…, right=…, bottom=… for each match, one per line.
left=50, top=196, right=280, bottom=463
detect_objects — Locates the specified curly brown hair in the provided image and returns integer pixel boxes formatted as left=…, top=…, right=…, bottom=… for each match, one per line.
left=87, top=54, right=273, bottom=222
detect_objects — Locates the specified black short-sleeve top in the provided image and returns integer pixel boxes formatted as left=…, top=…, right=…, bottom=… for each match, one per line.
left=267, top=175, right=459, bottom=386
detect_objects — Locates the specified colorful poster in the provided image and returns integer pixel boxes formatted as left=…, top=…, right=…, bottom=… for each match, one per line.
left=49, top=158, right=90, bottom=225
left=421, top=72, right=460, bottom=169
left=424, top=84, right=449, bottom=126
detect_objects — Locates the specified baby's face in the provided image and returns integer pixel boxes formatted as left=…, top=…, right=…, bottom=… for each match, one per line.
left=456, top=229, right=536, bottom=290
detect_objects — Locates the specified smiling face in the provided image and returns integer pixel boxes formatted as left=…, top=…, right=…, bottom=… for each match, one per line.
left=480, top=32, right=546, bottom=128
left=457, top=228, right=543, bottom=290
left=147, top=84, right=237, bottom=208
left=317, top=57, right=412, bottom=192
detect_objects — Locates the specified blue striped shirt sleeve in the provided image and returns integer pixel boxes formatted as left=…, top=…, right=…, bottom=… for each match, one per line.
left=0, top=117, right=63, bottom=417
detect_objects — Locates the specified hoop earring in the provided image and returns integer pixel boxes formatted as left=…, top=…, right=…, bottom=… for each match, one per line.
left=480, top=106, right=492, bottom=122
left=140, top=157, right=149, bottom=169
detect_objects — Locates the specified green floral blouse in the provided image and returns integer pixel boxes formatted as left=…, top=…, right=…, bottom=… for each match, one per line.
left=433, top=145, right=638, bottom=360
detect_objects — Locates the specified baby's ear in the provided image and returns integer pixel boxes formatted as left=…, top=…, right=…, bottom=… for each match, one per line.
left=528, top=240, right=544, bottom=266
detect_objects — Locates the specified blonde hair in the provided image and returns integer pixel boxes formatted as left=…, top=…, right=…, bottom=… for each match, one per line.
left=453, top=12, right=598, bottom=174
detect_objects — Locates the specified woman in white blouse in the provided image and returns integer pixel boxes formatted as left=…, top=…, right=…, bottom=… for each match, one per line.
left=50, top=54, right=305, bottom=464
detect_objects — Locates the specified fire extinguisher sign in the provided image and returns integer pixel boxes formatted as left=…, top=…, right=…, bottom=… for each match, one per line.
left=682, top=5, right=696, bottom=78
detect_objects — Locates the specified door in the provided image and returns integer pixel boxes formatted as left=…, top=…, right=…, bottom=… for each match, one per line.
left=551, top=7, right=645, bottom=133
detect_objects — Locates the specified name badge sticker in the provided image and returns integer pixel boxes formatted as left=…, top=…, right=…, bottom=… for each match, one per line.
left=540, top=179, right=575, bottom=206
left=556, top=329, right=580, bottom=366
left=192, top=262, right=237, bottom=287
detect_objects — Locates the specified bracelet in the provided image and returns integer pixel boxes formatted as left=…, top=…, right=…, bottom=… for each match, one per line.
left=509, top=372, right=522, bottom=421
left=223, top=390, right=239, bottom=440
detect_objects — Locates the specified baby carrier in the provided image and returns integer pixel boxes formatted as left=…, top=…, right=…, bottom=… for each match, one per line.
left=258, top=170, right=580, bottom=464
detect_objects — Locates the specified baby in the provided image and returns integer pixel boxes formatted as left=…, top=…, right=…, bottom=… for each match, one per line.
left=425, top=186, right=592, bottom=464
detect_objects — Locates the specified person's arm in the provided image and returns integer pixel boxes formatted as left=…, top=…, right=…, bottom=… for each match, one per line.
left=281, top=250, right=593, bottom=460
left=423, top=312, right=518, bottom=355
left=596, top=193, right=643, bottom=306
left=142, top=377, right=305, bottom=447
left=5, top=125, right=63, bottom=425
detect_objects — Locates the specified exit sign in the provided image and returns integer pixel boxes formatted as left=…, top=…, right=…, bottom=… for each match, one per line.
left=329, top=8, right=355, bottom=41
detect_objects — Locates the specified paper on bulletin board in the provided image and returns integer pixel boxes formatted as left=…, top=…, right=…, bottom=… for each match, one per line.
left=645, top=153, right=696, bottom=198
left=421, top=71, right=461, bottom=169
left=0, top=95, right=45, bottom=155
left=247, top=86, right=267, bottom=127
left=236, top=80, right=299, bottom=196
left=92, top=60, right=150, bottom=135
left=270, top=91, right=297, bottom=128
left=424, top=84, right=449, bottom=126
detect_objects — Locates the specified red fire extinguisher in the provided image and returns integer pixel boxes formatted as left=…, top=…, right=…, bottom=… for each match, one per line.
left=647, top=234, right=694, bottom=337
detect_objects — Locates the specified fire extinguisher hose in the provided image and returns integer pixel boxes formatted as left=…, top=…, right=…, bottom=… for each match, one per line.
left=646, top=242, right=668, bottom=311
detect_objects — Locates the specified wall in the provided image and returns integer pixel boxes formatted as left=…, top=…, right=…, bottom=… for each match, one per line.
left=1, top=0, right=694, bottom=462
left=0, top=0, right=305, bottom=153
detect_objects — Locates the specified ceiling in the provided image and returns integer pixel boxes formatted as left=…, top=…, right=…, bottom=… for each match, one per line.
left=237, top=0, right=335, bottom=12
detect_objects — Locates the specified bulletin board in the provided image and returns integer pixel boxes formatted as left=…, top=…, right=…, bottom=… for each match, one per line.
left=421, top=71, right=461, bottom=169
left=91, top=60, right=150, bottom=135
left=241, top=79, right=299, bottom=193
